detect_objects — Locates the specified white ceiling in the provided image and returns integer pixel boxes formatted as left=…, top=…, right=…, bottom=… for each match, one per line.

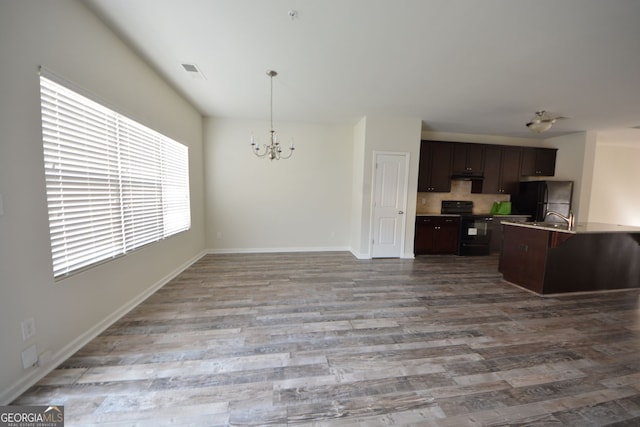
left=82, top=0, right=640, bottom=139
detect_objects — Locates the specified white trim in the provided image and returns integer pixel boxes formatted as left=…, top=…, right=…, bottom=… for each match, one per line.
left=208, top=247, right=371, bottom=260
left=350, top=248, right=371, bottom=259
left=0, top=250, right=206, bottom=405
left=398, top=152, right=411, bottom=258
left=207, top=246, right=351, bottom=255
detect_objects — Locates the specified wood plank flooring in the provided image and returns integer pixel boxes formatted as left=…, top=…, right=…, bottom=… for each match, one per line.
left=12, top=252, right=640, bottom=426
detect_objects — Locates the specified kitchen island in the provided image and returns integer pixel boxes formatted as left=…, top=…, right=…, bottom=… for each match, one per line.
left=499, top=221, right=640, bottom=294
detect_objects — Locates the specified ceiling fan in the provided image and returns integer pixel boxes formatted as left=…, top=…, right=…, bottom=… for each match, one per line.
left=526, top=110, right=565, bottom=133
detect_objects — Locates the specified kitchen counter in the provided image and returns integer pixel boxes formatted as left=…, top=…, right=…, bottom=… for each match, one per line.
left=416, top=213, right=531, bottom=218
left=500, top=220, right=640, bottom=234
left=499, top=221, right=640, bottom=294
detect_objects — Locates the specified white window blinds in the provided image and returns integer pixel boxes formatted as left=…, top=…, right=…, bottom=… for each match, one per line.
left=40, top=75, right=190, bottom=278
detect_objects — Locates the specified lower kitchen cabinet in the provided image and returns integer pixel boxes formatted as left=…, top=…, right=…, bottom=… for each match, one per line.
left=489, top=215, right=531, bottom=253
left=414, top=216, right=460, bottom=255
left=499, top=225, right=549, bottom=293
left=500, top=222, right=640, bottom=294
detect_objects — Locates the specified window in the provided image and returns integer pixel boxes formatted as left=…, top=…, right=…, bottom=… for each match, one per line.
left=40, top=75, right=190, bottom=278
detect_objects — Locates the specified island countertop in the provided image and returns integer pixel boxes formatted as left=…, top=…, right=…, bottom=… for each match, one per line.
left=500, top=220, right=640, bottom=234
left=499, top=220, right=640, bottom=294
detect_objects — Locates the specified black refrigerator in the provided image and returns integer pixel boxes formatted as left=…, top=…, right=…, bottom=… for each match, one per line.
left=511, top=181, right=573, bottom=222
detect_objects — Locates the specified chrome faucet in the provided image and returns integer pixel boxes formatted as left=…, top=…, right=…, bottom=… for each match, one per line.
left=545, top=210, right=575, bottom=230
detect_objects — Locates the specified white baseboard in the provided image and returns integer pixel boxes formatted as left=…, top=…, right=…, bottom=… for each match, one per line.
left=207, top=246, right=352, bottom=255
left=206, top=247, right=412, bottom=261
left=0, top=250, right=207, bottom=405
left=350, top=248, right=371, bottom=259
left=207, top=246, right=378, bottom=260
left=350, top=249, right=415, bottom=260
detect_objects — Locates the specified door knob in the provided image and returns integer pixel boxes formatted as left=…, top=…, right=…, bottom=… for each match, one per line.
left=398, top=210, right=404, bottom=214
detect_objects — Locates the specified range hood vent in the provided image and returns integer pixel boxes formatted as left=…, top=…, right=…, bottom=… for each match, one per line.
left=451, top=173, right=484, bottom=181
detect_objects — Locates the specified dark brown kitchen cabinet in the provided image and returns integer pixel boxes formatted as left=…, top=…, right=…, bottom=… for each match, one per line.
left=499, top=225, right=549, bottom=293
left=418, top=141, right=558, bottom=194
left=452, top=143, right=484, bottom=176
left=521, top=147, right=557, bottom=176
left=482, top=146, right=522, bottom=194
left=418, top=141, right=453, bottom=192
left=501, top=222, right=640, bottom=294
left=489, top=215, right=531, bottom=253
left=414, top=216, right=460, bottom=255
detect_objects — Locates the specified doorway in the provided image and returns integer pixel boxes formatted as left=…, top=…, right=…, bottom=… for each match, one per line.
left=371, top=152, right=409, bottom=258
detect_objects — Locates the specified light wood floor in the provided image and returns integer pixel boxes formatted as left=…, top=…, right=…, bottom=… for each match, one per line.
left=13, top=252, right=640, bottom=426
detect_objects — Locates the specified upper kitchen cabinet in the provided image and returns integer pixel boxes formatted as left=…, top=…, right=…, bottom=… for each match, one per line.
left=521, top=147, right=557, bottom=176
left=482, top=146, right=522, bottom=194
left=452, top=143, right=485, bottom=178
left=418, top=141, right=453, bottom=192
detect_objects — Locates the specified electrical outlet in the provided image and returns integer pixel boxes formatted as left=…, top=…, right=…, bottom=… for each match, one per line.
left=21, top=318, right=36, bottom=341
left=22, top=344, right=38, bottom=369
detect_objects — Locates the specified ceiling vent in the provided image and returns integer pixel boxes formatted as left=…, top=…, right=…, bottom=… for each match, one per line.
left=180, top=63, right=206, bottom=80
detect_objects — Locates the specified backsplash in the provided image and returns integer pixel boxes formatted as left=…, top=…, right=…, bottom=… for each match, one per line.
left=417, top=180, right=510, bottom=214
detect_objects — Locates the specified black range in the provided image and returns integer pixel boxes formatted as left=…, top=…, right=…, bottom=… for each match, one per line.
left=441, top=200, right=492, bottom=256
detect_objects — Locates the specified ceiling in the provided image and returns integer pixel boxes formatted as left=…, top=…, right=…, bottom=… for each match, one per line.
left=82, top=0, right=640, bottom=139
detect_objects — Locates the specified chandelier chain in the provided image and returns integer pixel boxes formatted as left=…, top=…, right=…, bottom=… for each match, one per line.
left=270, top=71, right=274, bottom=133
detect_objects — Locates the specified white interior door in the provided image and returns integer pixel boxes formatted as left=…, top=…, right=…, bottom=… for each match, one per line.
left=371, top=152, right=409, bottom=258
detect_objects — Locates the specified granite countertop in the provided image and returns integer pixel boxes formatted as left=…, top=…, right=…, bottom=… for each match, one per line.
left=416, top=213, right=531, bottom=217
left=501, top=220, right=640, bottom=235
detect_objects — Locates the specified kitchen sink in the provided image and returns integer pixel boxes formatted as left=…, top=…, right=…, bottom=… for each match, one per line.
left=528, top=222, right=569, bottom=229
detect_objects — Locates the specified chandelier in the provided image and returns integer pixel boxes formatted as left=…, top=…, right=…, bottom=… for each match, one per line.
left=250, top=70, right=295, bottom=160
